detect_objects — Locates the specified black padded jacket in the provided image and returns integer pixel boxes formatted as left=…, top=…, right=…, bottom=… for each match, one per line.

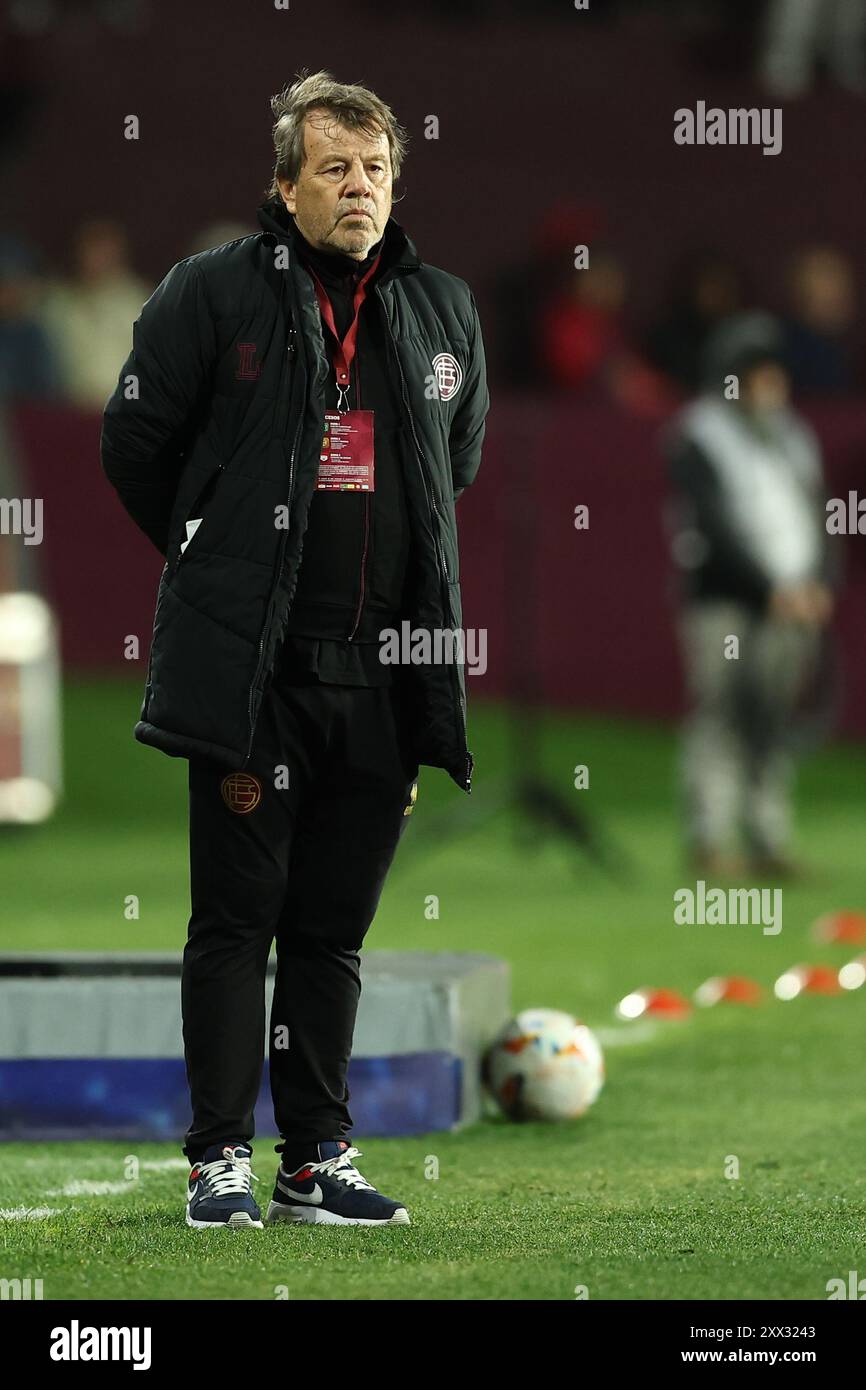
left=100, top=201, right=489, bottom=790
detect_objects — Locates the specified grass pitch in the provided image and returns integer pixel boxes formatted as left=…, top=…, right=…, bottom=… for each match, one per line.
left=1, top=678, right=865, bottom=1300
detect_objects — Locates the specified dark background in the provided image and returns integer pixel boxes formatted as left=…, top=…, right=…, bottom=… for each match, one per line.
left=3, top=0, right=865, bottom=729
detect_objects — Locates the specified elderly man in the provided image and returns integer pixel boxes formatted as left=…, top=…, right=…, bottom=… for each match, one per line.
left=101, top=70, right=489, bottom=1228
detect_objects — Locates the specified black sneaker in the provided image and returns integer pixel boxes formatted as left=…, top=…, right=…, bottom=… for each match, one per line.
left=186, top=1142, right=263, bottom=1229
left=266, top=1141, right=410, bottom=1226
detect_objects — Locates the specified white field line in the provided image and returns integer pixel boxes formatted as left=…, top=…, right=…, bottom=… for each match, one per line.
left=0, top=1206, right=62, bottom=1220
left=8, top=1156, right=187, bottom=1213
left=16, top=1155, right=188, bottom=1173
left=5, top=1160, right=187, bottom=1213
left=45, top=1180, right=131, bottom=1197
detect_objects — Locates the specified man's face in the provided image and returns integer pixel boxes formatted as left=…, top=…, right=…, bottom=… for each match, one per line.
left=741, top=360, right=789, bottom=415
left=278, top=110, right=393, bottom=260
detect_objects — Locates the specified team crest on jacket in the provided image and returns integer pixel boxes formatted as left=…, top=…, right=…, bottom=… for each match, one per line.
left=220, top=772, right=262, bottom=814
left=235, top=342, right=262, bottom=380
left=432, top=352, right=462, bottom=401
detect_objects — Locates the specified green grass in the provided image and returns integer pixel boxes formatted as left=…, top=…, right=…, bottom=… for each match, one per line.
left=1, top=677, right=865, bottom=1299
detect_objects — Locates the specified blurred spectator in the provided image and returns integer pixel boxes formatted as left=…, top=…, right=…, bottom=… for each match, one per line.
left=41, top=220, right=149, bottom=411
left=0, top=237, right=59, bottom=401
left=645, top=251, right=745, bottom=394
left=537, top=243, right=674, bottom=415
left=759, top=0, right=866, bottom=97
left=665, top=313, right=837, bottom=876
left=783, top=245, right=857, bottom=395
left=540, top=245, right=627, bottom=392
left=188, top=220, right=255, bottom=255
left=492, top=201, right=607, bottom=389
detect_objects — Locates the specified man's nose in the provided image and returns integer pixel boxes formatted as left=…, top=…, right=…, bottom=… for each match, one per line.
left=343, top=160, right=374, bottom=198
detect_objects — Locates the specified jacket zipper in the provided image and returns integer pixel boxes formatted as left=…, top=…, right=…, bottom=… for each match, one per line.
left=143, top=563, right=169, bottom=713
left=245, top=332, right=301, bottom=762
left=348, top=350, right=368, bottom=641
left=276, top=326, right=296, bottom=435
left=348, top=501, right=370, bottom=641
left=376, top=282, right=472, bottom=791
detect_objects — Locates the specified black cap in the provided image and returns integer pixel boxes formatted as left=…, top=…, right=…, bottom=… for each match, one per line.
left=700, top=311, right=787, bottom=390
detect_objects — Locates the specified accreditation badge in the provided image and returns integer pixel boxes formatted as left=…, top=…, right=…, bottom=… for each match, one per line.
left=316, top=410, right=375, bottom=491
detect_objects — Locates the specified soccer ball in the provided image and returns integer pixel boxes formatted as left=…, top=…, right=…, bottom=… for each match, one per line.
left=483, top=1008, right=605, bottom=1121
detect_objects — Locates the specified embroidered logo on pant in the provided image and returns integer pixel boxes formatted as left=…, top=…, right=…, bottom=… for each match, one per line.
left=220, top=772, right=262, bottom=814
left=403, top=780, right=418, bottom=816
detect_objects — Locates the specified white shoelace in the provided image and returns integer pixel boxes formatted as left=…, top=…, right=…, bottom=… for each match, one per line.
left=306, top=1146, right=375, bottom=1192
left=196, top=1152, right=258, bottom=1198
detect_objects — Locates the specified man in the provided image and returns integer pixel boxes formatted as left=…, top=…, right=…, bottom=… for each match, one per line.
left=101, top=71, right=489, bottom=1228
left=665, top=312, right=834, bottom=877
left=42, top=220, right=151, bottom=410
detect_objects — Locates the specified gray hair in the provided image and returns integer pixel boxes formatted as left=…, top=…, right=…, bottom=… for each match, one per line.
left=267, top=69, right=408, bottom=199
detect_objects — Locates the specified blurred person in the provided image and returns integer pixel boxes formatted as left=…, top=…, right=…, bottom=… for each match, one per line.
left=101, top=71, right=488, bottom=1229
left=540, top=244, right=627, bottom=392
left=187, top=220, right=255, bottom=256
left=783, top=245, right=857, bottom=395
left=0, top=409, right=42, bottom=593
left=492, top=200, right=606, bottom=387
left=0, top=242, right=53, bottom=599
left=759, top=0, right=866, bottom=96
left=646, top=250, right=745, bottom=395
left=666, top=313, right=835, bottom=876
left=41, top=219, right=149, bottom=410
left=0, top=237, right=59, bottom=401
left=539, top=244, right=672, bottom=414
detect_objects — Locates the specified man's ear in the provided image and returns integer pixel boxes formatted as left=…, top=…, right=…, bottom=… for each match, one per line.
left=277, top=178, right=297, bottom=213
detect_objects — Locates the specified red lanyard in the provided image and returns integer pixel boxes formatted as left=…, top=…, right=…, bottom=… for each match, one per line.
left=309, top=255, right=381, bottom=409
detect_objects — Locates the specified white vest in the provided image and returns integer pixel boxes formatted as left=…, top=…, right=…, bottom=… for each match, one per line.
left=677, top=398, right=822, bottom=584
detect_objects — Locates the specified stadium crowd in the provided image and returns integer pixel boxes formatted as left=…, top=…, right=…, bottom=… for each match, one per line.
left=1, top=208, right=860, bottom=419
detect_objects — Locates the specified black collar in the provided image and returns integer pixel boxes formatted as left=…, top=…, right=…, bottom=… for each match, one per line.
left=256, top=199, right=422, bottom=284
left=287, top=213, right=383, bottom=287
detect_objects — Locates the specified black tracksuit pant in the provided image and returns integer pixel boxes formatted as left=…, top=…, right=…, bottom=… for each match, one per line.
left=181, top=664, right=419, bottom=1162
